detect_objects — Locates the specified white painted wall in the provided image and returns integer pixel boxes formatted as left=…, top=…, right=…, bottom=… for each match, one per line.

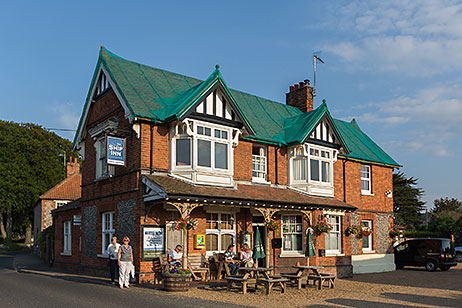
left=352, top=253, right=396, bottom=274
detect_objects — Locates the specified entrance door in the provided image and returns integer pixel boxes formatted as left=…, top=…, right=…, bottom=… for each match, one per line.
left=252, top=225, right=266, bottom=267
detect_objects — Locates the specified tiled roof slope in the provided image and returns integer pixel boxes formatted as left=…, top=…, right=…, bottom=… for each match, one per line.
left=145, top=175, right=356, bottom=210
left=74, top=47, right=399, bottom=167
left=40, top=174, right=81, bottom=200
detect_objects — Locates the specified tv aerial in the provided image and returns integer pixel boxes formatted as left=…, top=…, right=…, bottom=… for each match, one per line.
left=313, top=51, right=325, bottom=100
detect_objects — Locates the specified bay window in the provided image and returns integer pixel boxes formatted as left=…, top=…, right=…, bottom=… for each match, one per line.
left=282, top=215, right=303, bottom=253
left=361, top=165, right=371, bottom=194
left=309, top=148, right=331, bottom=184
left=325, top=215, right=342, bottom=254
left=293, top=147, right=307, bottom=182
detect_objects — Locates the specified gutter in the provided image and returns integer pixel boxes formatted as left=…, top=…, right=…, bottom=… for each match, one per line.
left=150, top=124, right=154, bottom=174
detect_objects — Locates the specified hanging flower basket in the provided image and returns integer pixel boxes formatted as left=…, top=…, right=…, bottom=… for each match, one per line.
left=315, top=220, right=332, bottom=235
left=346, top=224, right=361, bottom=236
left=358, top=226, right=372, bottom=238
left=175, top=216, right=198, bottom=231
left=265, top=219, right=282, bottom=232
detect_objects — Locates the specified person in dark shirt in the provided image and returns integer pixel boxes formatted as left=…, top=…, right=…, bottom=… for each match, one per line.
left=223, top=244, right=240, bottom=276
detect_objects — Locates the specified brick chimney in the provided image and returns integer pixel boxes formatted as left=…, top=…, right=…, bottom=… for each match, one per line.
left=66, top=156, right=80, bottom=177
left=286, top=79, right=314, bottom=113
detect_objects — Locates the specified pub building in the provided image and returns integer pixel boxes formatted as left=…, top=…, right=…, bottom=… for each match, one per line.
left=52, top=47, right=400, bottom=282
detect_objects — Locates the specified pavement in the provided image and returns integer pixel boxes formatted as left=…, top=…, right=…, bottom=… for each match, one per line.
left=0, top=251, right=252, bottom=308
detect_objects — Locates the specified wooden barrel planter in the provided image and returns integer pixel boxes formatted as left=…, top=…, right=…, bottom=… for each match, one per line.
left=163, top=273, right=192, bottom=292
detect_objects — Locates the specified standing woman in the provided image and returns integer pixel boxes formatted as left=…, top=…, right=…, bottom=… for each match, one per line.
left=118, top=236, right=133, bottom=289
left=106, top=236, right=120, bottom=285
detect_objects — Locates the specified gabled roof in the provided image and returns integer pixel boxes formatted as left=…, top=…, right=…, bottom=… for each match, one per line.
left=73, top=47, right=400, bottom=167
left=334, top=119, right=400, bottom=167
left=40, top=174, right=81, bottom=201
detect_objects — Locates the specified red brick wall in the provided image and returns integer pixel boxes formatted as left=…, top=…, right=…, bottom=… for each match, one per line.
left=54, top=208, right=82, bottom=268
left=234, top=140, right=252, bottom=181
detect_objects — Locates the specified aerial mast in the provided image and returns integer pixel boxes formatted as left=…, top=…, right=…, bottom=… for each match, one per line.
left=313, top=51, right=325, bottom=103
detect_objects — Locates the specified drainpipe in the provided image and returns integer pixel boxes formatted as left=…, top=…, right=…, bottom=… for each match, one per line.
left=343, top=160, right=346, bottom=202
left=150, top=124, right=154, bottom=174
left=274, top=146, right=279, bottom=184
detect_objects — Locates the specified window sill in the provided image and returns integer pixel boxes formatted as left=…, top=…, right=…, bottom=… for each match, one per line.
left=361, top=191, right=374, bottom=196
left=97, top=254, right=109, bottom=259
left=325, top=253, right=345, bottom=257
left=60, top=251, right=72, bottom=256
left=279, top=252, right=305, bottom=258
left=362, top=250, right=376, bottom=254
left=252, top=178, right=270, bottom=185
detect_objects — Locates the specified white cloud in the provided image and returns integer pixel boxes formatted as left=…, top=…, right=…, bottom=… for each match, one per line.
left=321, top=0, right=462, bottom=75
left=50, top=102, right=80, bottom=139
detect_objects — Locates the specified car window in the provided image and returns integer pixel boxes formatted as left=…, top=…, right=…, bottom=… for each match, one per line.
left=424, top=240, right=440, bottom=251
left=395, top=243, right=408, bottom=252
left=441, top=240, right=453, bottom=253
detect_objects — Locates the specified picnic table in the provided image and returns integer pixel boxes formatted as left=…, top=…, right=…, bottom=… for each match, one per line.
left=227, top=267, right=288, bottom=295
left=287, top=265, right=335, bottom=290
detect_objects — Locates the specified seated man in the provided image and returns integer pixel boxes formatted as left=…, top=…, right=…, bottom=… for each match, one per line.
left=168, top=245, right=201, bottom=281
left=223, top=244, right=240, bottom=276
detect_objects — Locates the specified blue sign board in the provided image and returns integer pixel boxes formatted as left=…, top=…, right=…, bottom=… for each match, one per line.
left=106, top=136, right=125, bottom=166
left=143, top=226, right=165, bottom=259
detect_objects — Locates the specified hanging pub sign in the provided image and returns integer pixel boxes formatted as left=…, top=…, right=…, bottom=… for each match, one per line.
left=142, top=225, right=165, bottom=260
left=106, top=136, right=126, bottom=166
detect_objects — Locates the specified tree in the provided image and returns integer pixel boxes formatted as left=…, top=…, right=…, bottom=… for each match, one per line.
left=393, top=171, right=426, bottom=231
left=432, top=197, right=462, bottom=221
left=0, top=120, right=77, bottom=240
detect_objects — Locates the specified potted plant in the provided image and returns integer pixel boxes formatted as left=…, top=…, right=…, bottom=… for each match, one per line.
left=163, top=267, right=192, bottom=292
left=315, top=220, right=332, bottom=235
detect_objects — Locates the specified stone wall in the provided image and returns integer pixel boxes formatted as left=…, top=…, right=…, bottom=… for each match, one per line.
left=376, top=214, right=391, bottom=254
left=84, top=205, right=97, bottom=256
left=350, top=213, right=360, bottom=255
left=117, top=199, right=136, bottom=246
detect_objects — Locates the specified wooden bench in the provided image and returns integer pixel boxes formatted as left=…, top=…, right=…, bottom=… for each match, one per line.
left=152, top=254, right=170, bottom=284
left=307, top=273, right=335, bottom=290
left=257, top=277, right=289, bottom=295
left=281, top=273, right=307, bottom=289
left=226, top=276, right=255, bottom=294
left=188, top=253, right=209, bottom=281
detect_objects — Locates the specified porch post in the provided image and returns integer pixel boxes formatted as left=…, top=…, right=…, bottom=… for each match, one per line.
left=254, top=208, right=279, bottom=268
left=166, top=202, right=203, bottom=268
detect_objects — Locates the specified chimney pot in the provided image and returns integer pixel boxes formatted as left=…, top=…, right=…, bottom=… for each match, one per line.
left=304, top=79, right=310, bottom=85
left=299, top=81, right=305, bottom=87
left=289, top=85, right=294, bottom=92
left=74, top=157, right=77, bottom=163
left=294, top=84, right=299, bottom=90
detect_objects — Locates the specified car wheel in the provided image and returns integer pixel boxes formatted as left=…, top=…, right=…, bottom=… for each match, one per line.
left=440, top=266, right=450, bottom=271
left=425, top=260, right=437, bottom=272
left=456, top=252, right=462, bottom=262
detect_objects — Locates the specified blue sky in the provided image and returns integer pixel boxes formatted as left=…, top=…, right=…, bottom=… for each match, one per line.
left=1, top=0, right=461, bottom=207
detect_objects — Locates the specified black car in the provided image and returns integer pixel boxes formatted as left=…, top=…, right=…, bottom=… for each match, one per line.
left=394, top=238, right=457, bottom=271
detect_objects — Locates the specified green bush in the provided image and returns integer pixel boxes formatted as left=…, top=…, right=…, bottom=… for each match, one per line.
left=4, top=235, right=21, bottom=251
left=38, top=225, right=54, bottom=256
left=405, top=230, right=441, bottom=239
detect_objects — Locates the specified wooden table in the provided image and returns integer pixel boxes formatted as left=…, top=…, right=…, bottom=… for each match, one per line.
left=234, top=267, right=288, bottom=295
left=281, top=266, right=325, bottom=289
left=290, top=265, right=335, bottom=289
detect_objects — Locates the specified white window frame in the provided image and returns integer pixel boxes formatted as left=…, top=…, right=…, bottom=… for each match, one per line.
left=56, top=200, right=69, bottom=208
left=361, top=165, right=372, bottom=195
left=281, top=215, right=304, bottom=255
left=205, top=212, right=236, bottom=256
left=95, top=138, right=114, bottom=179
left=289, top=144, right=334, bottom=187
left=63, top=221, right=71, bottom=254
left=361, top=220, right=373, bottom=252
left=252, top=145, right=268, bottom=183
left=102, top=211, right=115, bottom=254
left=325, top=215, right=342, bottom=255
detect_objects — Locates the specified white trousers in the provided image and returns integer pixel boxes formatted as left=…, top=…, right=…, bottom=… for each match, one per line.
left=119, top=261, right=132, bottom=287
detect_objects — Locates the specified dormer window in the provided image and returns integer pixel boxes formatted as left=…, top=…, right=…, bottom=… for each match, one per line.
left=252, top=145, right=267, bottom=182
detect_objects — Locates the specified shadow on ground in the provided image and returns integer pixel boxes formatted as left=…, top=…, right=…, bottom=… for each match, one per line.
left=382, top=292, right=462, bottom=308
left=346, top=263, right=462, bottom=291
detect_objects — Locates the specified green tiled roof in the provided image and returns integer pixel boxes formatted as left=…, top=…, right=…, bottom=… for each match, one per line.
left=74, top=47, right=400, bottom=167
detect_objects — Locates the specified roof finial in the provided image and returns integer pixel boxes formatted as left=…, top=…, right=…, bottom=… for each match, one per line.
left=215, top=64, right=220, bottom=70
left=322, top=99, right=326, bottom=104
